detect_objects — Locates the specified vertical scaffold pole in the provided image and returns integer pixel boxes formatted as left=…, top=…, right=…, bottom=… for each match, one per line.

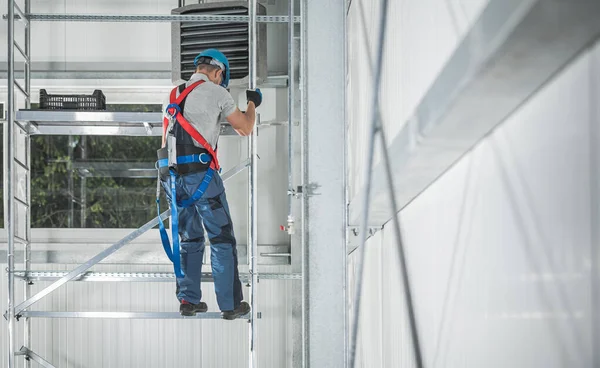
left=6, top=0, right=16, bottom=367
left=248, top=1, right=259, bottom=367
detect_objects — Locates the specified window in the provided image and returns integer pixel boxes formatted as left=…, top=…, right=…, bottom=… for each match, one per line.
left=30, top=104, right=166, bottom=228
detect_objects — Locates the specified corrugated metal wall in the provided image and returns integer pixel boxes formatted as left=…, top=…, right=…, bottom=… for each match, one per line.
left=347, top=0, right=599, bottom=366
left=1, top=263, right=293, bottom=367
left=346, top=0, right=489, bottom=200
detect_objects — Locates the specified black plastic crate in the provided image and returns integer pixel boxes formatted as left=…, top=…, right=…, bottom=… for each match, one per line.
left=39, top=89, right=106, bottom=111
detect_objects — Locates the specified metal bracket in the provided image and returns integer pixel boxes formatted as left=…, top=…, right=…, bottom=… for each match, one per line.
left=347, top=225, right=383, bottom=254
left=303, top=182, right=321, bottom=197
left=19, top=346, right=57, bottom=367
left=287, top=186, right=304, bottom=199
left=348, top=226, right=381, bottom=238
left=2, top=14, right=22, bottom=20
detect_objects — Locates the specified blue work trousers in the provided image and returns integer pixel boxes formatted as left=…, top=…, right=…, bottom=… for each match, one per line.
left=162, top=171, right=243, bottom=311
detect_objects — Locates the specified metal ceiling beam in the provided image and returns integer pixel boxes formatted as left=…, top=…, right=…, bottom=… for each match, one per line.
left=27, top=13, right=301, bottom=24
left=348, top=0, right=600, bottom=227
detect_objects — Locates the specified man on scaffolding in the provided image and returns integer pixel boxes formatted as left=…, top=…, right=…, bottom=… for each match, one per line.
left=157, top=48, right=262, bottom=319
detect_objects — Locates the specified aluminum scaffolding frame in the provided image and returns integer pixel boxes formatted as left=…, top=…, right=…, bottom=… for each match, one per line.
left=5, top=0, right=32, bottom=367
left=4, top=1, right=306, bottom=367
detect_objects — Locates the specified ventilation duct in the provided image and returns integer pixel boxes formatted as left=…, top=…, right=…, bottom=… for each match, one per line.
left=171, top=1, right=268, bottom=85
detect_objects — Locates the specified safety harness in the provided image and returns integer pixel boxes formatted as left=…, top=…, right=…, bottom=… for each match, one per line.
left=156, top=80, right=221, bottom=278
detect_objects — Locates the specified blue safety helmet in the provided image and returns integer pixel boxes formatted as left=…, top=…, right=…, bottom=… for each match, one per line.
left=194, top=49, right=230, bottom=88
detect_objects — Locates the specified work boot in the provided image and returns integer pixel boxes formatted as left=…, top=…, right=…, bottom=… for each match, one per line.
left=221, top=301, right=251, bottom=320
left=179, top=300, right=208, bottom=316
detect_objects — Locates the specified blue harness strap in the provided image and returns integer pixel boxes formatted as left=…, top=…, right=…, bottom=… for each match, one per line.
left=179, top=168, right=215, bottom=208
left=157, top=200, right=173, bottom=263
left=159, top=80, right=220, bottom=279
left=157, top=153, right=212, bottom=169
left=155, top=155, right=215, bottom=278
left=169, top=170, right=183, bottom=278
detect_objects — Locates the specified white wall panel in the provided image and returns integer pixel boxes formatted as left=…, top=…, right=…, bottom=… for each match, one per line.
left=0, top=0, right=289, bottom=69
left=346, top=0, right=489, bottom=203
left=348, top=18, right=599, bottom=366
left=27, top=0, right=171, bottom=64
left=0, top=264, right=293, bottom=367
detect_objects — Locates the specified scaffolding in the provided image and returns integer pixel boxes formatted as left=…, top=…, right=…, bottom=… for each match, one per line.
left=4, top=1, right=305, bottom=367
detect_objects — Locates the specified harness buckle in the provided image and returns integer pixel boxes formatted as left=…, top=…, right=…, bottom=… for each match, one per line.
left=198, top=153, right=211, bottom=165
left=167, top=135, right=178, bottom=169
left=165, top=103, right=181, bottom=119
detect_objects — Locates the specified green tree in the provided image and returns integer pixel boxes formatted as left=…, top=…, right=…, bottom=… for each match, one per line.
left=29, top=103, right=165, bottom=228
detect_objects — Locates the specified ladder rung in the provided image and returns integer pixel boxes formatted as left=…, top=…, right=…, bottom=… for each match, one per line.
left=13, top=3, right=28, bottom=24
left=13, top=41, right=30, bottom=64
left=12, top=271, right=303, bottom=282
left=14, top=197, right=29, bottom=208
left=19, top=311, right=249, bottom=320
left=14, top=158, right=29, bottom=171
left=14, top=80, right=29, bottom=98
left=14, top=235, right=29, bottom=244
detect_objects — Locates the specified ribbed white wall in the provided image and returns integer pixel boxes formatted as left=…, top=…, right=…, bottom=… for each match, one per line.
left=0, top=0, right=288, bottom=66
left=0, top=0, right=291, bottom=106
left=0, top=263, right=293, bottom=367
left=346, top=0, right=489, bottom=200
left=347, top=1, right=599, bottom=367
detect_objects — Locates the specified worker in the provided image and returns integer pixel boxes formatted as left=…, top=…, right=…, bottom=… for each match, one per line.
left=157, top=48, right=262, bottom=320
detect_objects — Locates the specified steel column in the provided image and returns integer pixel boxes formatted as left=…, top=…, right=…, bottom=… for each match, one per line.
left=300, top=0, right=308, bottom=365
left=248, top=1, right=259, bottom=367
left=305, top=0, right=346, bottom=366
left=287, top=0, right=295, bottom=232
left=289, top=0, right=308, bottom=366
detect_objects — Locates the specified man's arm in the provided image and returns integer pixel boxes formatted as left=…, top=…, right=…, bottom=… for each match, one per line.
left=226, top=102, right=256, bottom=136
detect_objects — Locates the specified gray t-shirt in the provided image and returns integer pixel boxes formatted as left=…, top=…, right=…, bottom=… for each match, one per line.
left=163, top=73, right=237, bottom=149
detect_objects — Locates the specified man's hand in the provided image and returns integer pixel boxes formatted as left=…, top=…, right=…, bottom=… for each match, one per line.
left=246, top=89, right=262, bottom=108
